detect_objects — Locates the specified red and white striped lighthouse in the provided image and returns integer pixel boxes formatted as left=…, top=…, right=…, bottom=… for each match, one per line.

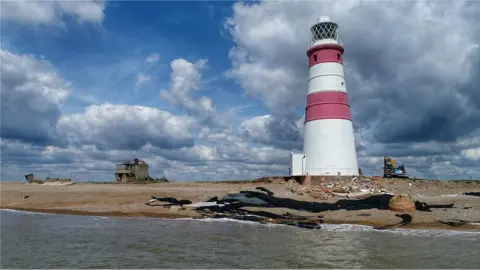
left=302, top=16, right=359, bottom=176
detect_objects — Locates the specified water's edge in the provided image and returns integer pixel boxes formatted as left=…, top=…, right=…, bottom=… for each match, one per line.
left=2, top=208, right=480, bottom=236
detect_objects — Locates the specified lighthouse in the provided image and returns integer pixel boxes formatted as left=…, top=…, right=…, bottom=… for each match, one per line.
left=290, top=16, right=359, bottom=177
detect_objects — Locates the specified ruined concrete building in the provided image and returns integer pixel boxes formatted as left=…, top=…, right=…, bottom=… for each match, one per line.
left=114, top=158, right=149, bottom=183
left=25, top=173, right=44, bottom=184
left=25, top=174, right=72, bottom=184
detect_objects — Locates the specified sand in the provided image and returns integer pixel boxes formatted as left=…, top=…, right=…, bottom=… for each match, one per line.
left=1, top=180, right=480, bottom=231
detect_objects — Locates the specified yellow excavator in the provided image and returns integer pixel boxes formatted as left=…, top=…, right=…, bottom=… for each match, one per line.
left=383, top=156, right=409, bottom=178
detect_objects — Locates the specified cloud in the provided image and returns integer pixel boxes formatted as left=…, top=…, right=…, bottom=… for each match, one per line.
left=145, top=53, right=160, bottom=65
left=135, top=53, right=159, bottom=89
left=2, top=1, right=480, bottom=181
left=160, top=58, right=229, bottom=126
left=223, top=0, right=480, bottom=178
left=241, top=114, right=304, bottom=151
left=0, top=46, right=292, bottom=181
left=0, top=50, right=70, bottom=145
left=1, top=126, right=291, bottom=181
left=56, top=103, right=197, bottom=151
left=462, top=147, right=480, bottom=161
left=0, top=0, right=105, bottom=25
left=225, top=1, right=480, bottom=143
left=135, top=73, right=151, bottom=89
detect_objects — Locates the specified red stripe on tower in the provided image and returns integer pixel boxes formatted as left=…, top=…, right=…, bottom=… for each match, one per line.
left=307, top=44, right=344, bottom=67
left=305, top=91, right=351, bottom=122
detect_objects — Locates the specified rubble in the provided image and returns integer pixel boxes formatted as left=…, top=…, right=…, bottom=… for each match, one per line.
left=24, top=173, right=75, bottom=186
left=138, top=182, right=460, bottom=230
left=281, top=176, right=461, bottom=199
left=285, top=176, right=387, bottom=200
left=141, top=179, right=464, bottom=230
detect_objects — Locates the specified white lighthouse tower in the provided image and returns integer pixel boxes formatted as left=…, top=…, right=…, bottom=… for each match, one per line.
left=290, top=16, right=359, bottom=177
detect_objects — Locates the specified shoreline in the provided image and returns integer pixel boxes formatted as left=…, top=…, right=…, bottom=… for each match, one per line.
left=2, top=180, right=480, bottom=232
left=2, top=206, right=480, bottom=232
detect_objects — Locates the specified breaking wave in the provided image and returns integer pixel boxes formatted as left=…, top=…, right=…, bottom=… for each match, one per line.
left=169, top=216, right=480, bottom=236
left=0, top=209, right=110, bottom=219
left=2, top=209, right=479, bottom=237
left=1, top=209, right=50, bottom=215
left=319, top=223, right=480, bottom=237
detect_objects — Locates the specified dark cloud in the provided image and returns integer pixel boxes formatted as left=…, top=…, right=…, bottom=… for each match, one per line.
left=227, top=1, right=480, bottom=144
left=0, top=50, right=69, bottom=146
left=347, top=45, right=480, bottom=144
left=226, top=0, right=480, bottom=179
left=241, top=115, right=303, bottom=151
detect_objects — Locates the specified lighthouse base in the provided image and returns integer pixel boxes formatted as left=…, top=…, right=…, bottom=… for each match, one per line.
left=302, top=119, right=359, bottom=176
left=289, top=152, right=360, bottom=177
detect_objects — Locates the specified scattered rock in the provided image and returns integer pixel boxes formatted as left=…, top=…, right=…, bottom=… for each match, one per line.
left=464, top=192, right=480, bottom=197
left=310, top=192, right=329, bottom=200
left=439, top=219, right=468, bottom=226
left=389, top=194, right=416, bottom=212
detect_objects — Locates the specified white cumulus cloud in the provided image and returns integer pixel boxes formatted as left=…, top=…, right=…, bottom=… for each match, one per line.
left=57, top=103, right=197, bottom=150
left=462, top=147, right=480, bottom=161
left=0, top=0, right=106, bottom=25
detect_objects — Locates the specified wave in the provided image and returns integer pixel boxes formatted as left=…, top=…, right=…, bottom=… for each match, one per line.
left=0, top=209, right=109, bottom=219
left=2, top=209, right=479, bottom=236
left=167, top=217, right=480, bottom=236
left=1, top=209, right=50, bottom=215
left=319, top=223, right=480, bottom=237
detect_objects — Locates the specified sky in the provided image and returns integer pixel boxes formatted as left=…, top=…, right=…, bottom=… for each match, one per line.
left=1, top=0, right=480, bottom=182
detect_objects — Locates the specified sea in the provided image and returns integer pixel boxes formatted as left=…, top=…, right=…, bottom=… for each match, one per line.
left=1, top=209, right=480, bottom=269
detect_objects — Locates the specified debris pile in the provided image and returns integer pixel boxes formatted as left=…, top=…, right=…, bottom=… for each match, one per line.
left=286, top=179, right=331, bottom=199
left=144, top=185, right=461, bottom=230
left=24, top=173, right=75, bottom=186
left=285, top=176, right=390, bottom=200
left=45, top=177, right=72, bottom=183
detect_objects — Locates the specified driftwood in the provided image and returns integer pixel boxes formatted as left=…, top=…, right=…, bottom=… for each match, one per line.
left=146, top=196, right=192, bottom=206
left=415, top=201, right=454, bottom=212
left=439, top=219, right=469, bottom=226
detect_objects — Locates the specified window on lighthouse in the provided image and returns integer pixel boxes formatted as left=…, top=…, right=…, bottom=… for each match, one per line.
left=313, top=54, right=317, bottom=62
